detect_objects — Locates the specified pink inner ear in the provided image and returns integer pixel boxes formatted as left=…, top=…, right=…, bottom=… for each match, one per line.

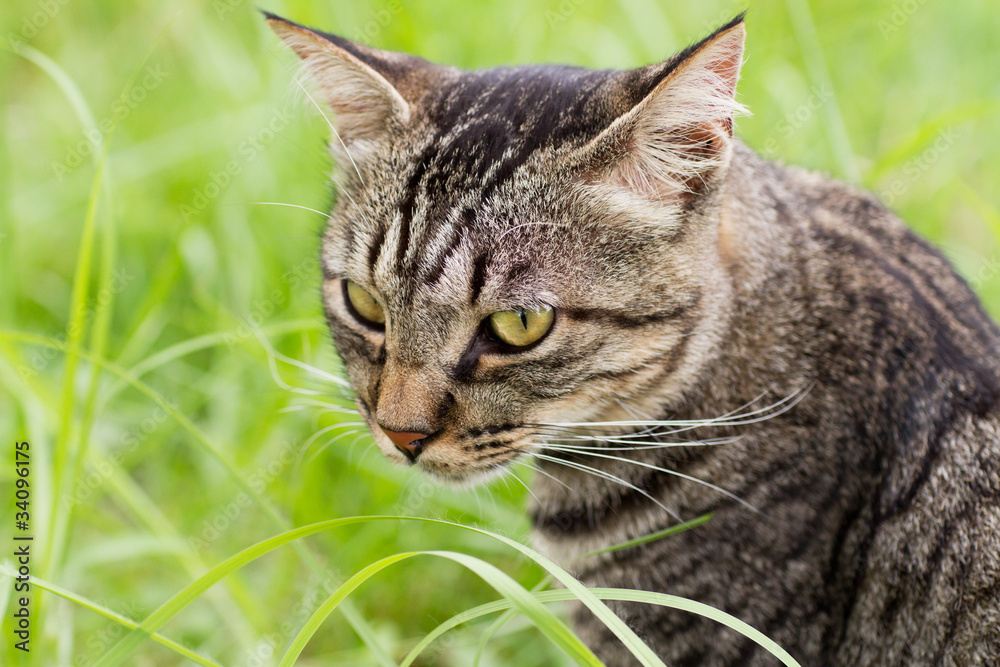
left=595, top=23, right=746, bottom=202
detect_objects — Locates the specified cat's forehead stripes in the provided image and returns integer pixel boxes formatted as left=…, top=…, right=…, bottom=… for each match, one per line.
left=362, top=66, right=642, bottom=287
left=348, top=47, right=708, bottom=298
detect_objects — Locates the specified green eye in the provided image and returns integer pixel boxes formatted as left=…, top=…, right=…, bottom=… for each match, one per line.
left=486, top=305, right=554, bottom=347
left=345, top=280, right=386, bottom=326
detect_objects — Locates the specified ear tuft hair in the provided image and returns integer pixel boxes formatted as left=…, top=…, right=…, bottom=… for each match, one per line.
left=581, top=18, right=748, bottom=202
left=265, top=12, right=412, bottom=144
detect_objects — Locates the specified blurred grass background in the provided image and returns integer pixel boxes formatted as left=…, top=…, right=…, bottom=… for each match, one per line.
left=1, top=0, right=998, bottom=664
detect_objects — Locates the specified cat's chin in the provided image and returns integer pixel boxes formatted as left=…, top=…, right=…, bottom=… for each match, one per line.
left=414, top=460, right=515, bottom=489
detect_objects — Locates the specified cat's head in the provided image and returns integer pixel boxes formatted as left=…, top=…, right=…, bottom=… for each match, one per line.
left=267, top=12, right=746, bottom=484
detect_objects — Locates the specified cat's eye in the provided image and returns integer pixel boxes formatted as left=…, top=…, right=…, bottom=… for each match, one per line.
left=486, top=305, right=554, bottom=348
left=344, top=280, right=386, bottom=326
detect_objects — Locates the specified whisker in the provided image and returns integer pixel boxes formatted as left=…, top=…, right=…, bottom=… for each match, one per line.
left=251, top=324, right=353, bottom=390
left=277, top=404, right=316, bottom=414
left=295, top=423, right=342, bottom=467
left=289, top=71, right=367, bottom=188
left=305, top=426, right=367, bottom=466
left=528, top=451, right=682, bottom=522
left=269, top=51, right=373, bottom=219
left=222, top=201, right=331, bottom=218
left=514, top=455, right=574, bottom=494
left=498, top=464, right=541, bottom=505
left=285, top=397, right=359, bottom=412
left=538, top=384, right=812, bottom=435
left=278, top=402, right=358, bottom=418
left=297, top=421, right=365, bottom=465
left=539, top=435, right=743, bottom=452
left=537, top=445, right=758, bottom=514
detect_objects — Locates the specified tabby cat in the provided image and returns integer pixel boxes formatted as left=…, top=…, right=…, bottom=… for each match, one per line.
left=266, top=11, right=1000, bottom=665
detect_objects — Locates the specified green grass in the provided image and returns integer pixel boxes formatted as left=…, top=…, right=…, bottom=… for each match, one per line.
left=1, top=0, right=998, bottom=664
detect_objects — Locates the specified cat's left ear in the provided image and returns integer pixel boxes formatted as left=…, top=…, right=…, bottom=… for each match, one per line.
left=576, top=16, right=747, bottom=202
left=265, top=12, right=438, bottom=146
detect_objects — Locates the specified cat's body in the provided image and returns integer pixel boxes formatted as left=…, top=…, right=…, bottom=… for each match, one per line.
left=267, top=13, right=1000, bottom=665
left=533, top=141, right=1000, bottom=665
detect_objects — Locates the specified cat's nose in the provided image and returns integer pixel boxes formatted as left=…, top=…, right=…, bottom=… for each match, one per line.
left=380, top=428, right=430, bottom=461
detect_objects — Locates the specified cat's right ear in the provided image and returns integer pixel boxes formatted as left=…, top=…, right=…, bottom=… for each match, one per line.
left=265, top=12, right=433, bottom=145
left=571, top=16, right=747, bottom=204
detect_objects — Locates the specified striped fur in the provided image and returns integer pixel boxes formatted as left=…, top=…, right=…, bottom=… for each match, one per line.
left=269, top=13, right=1000, bottom=665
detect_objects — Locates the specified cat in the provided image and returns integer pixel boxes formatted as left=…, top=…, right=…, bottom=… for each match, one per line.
left=266, top=11, right=1000, bottom=666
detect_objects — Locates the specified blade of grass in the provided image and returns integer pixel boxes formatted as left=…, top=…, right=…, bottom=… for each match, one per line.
left=100, top=319, right=323, bottom=407
left=0, top=340, right=59, bottom=415
left=582, top=512, right=713, bottom=557
left=91, top=516, right=667, bottom=667
left=866, top=102, right=1000, bottom=185
left=783, top=0, right=858, bottom=182
left=17, top=29, right=180, bottom=660
left=14, top=44, right=112, bottom=658
left=99, top=460, right=267, bottom=642
left=278, top=551, right=600, bottom=667
left=473, top=575, right=553, bottom=666
left=0, top=329, right=394, bottom=667
left=956, top=181, right=1000, bottom=240
left=474, top=607, right=522, bottom=665
left=0, top=566, right=221, bottom=667
left=7, top=42, right=101, bottom=152
left=405, top=588, right=802, bottom=667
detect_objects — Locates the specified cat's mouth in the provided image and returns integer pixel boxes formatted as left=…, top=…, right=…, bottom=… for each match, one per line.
left=364, top=421, right=527, bottom=485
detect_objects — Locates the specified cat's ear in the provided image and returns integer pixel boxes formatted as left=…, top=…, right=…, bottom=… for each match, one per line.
left=265, top=12, right=433, bottom=144
left=577, top=16, right=746, bottom=202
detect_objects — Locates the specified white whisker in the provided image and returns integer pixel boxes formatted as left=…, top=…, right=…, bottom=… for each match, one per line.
left=515, top=456, right=574, bottom=493
left=498, top=464, right=541, bottom=505
left=539, top=384, right=811, bottom=435
left=541, top=435, right=743, bottom=452
left=277, top=404, right=315, bottom=414
left=286, top=397, right=359, bottom=412
left=227, top=201, right=331, bottom=218
left=529, top=451, right=682, bottom=522
left=279, top=401, right=358, bottom=418
left=267, top=51, right=379, bottom=223
left=251, top=324, right=353, bottom=390
left=537, top=445, right=758, bottom=513
left=305, top=426, right=367, bottom=466
left=289, top=72, right=367, bottom=188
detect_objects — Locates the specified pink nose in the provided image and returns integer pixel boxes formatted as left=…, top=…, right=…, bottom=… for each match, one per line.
left=381, top=429, right=429, bottom=461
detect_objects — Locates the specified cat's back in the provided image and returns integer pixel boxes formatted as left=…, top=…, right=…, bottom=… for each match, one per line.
left=731, top=144, right=1000, bottom=664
